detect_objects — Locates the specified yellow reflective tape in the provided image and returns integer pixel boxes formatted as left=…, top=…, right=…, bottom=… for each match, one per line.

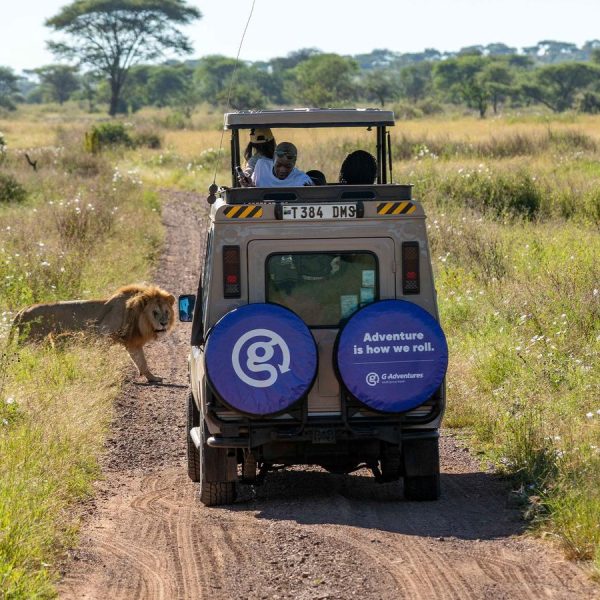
left=392, top=201, right=409, bottom=214
left=378, top=202, right=394, bottom=214
left=224, top=206, right=241, bottom=218
left=224, top=205, right=263, bottom=218
left=377, top=201, right=415, bottom=215
left=240, top=205, right=262, bottom=218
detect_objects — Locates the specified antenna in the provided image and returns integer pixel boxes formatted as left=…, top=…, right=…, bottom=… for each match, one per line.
left=208, top=0, right=257, bottom=202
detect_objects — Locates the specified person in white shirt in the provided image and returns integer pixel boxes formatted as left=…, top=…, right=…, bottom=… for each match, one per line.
left=243, top=127, right=275, bottom=177
left=250, top=142, right=313, bottom=187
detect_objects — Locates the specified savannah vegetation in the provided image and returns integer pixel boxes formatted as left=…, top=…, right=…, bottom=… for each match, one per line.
left=0, top=1, right=599, bottom=596
left=1, top=102, right=598, bottom=597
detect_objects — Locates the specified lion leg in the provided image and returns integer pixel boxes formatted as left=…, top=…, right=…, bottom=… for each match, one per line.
left=126, top=346, right=163, bottom=383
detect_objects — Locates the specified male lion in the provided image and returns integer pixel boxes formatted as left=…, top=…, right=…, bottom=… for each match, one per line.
left=13, top=284, right=176, bottom=382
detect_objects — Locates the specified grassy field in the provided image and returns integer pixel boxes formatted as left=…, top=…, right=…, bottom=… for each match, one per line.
left=0, top=108, right=162, bottom=597
left=0, top=103, right=599, bottom=597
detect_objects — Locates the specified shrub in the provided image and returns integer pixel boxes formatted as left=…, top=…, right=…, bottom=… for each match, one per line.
left=85, top=122, right=133, bottom=153
left=0, top=173, right=27, bottom=203
left=0, top=131, right=6, bottom=163
left=132, top=130, right=162, bottom=149
left=392, top=102, right=424, bottom=120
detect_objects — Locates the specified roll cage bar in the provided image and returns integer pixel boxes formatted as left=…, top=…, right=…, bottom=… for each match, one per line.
left=224, top=109, right=395, bottom=188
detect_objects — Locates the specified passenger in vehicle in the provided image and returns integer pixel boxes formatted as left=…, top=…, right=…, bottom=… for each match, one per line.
left=243, top=127, right=275, bottom=176
left=339, top=150, right=377, bottom=184
left=306, top=169, right=327, bottom=185
left=251, top=142, right=313, bottom=187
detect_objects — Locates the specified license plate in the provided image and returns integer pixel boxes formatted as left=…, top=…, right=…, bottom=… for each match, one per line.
left=282, top=204, right=357, bottom=220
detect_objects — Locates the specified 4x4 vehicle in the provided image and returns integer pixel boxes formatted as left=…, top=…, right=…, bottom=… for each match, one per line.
left=180, top=109, right=448, bottom=506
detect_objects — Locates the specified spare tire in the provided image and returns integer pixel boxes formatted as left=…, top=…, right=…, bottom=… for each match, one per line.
left=205, top=303, right=317, bottom=416
left=335, top=300, right=448, bottom=413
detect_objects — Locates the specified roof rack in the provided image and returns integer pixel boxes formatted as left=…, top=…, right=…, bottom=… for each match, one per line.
left=225, top=108, right=395, bottom=129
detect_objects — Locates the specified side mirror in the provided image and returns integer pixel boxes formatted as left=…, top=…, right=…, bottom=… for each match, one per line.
left=178, top=294, right=196, bottom=322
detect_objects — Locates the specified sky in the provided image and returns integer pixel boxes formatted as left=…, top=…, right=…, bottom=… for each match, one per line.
left=1, top=0, right=600, bottom=73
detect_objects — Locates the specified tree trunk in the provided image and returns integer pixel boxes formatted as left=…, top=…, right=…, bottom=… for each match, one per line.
left=109, top=78, right=122, bottom=117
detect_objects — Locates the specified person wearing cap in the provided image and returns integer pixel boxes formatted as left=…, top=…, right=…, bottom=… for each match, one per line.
left=243, top=127, right=275, bottom=177
left=251, top=142, right=313, bottom=187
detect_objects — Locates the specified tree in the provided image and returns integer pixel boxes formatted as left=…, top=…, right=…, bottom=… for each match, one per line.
left=521, top=63, right=599, bottom=112
left=479, top=62, right=514, bottom=114
left=362, top=70, right=399, bottom=106
left=30, top=65, right=80, bottom=104
left=46, top=0, right=201, bottom=116
left=291, top=54, right=359, bottom=107
left=434, top=56, right=491, bottom=117
left=398, top=62, right=433, bottom=103
left=194, top=56, right=275, bottom=108
left=0, top=67, right=22, bottom=110
left=147, top=65, right=191, bottom=107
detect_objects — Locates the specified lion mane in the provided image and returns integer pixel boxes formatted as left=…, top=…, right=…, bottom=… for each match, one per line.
left=13, top=284, right=176, bottom=382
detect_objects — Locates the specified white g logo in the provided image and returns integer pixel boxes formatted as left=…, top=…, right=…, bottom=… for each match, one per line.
left=366, top=372, right=380, bottom=387
left=232, top=329, right=291, bottom=388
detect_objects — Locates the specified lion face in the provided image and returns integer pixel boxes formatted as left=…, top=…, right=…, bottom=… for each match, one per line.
left=141, top=297, right=175, bottom=339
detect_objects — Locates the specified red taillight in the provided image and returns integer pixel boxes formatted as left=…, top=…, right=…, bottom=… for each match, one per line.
left=402, top=242, right=420, bottom=295
left=223, top=245, right=241, bottom=298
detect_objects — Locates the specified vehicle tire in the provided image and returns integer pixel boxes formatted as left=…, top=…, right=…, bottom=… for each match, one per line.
left=380, top=444, right=402, bottom=482
left=198, top=426, right=237, bottom=506
left=241, top=452, right=257, bottom=483
left=402, top=437, right=440, bottom=501
left=187, top=391, right=200, bottom=482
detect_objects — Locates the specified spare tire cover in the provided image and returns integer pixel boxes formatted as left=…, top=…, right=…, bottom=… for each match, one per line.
left=205, top=303, right=317, bottom=416
left=336, top=300, right=448, bottom=413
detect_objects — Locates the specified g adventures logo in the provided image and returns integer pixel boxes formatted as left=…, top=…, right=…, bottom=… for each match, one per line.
left=365, top=372, right=380, bottom=386
left=232, top=328, right=291, bottom=388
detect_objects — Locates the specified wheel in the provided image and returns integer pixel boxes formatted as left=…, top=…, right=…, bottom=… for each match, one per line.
left=186, top=391, right=200, bottom=482
left=380, top=444, right=402, bottom=482
left=198, top=425, right=237, bottom=506
left=402, top=436, right=441, bottom=501
left=241, top=452, right=257, bottom=483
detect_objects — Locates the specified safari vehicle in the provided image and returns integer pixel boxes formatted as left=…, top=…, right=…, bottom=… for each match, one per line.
left=180, top=108, right=448, bottom=506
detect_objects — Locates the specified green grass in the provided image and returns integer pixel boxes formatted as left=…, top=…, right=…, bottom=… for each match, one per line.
left=0, top=342, right=127, bottom=598
left=0, top=118, right=162, bottom=598
left=430, top=211, right=600, bottom=571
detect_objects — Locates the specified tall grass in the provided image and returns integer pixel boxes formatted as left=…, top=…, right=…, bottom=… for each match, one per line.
left=0, top=116, right=162, bottom=597
left=428, top=210, right=600, bottom=571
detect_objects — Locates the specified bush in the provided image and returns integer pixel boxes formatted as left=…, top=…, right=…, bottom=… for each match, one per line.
left=0, top=131, right=6, bottom=163
left=392, top=102, right=423, bottom=120
left=132, top=130, right=162, bottom=149
left=0, top=173, right=27, bottom=203
left=85, top=122, right=133, bottom=153
left=85, top=122, right=162, bottom=152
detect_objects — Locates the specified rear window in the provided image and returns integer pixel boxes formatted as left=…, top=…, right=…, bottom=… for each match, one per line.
left=266, top=252, right=378, bottom=327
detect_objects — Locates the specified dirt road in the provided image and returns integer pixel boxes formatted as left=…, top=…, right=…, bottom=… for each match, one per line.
left=59, top=192, right=598, bottom=600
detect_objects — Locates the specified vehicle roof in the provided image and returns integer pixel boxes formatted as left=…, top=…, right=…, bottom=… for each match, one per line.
left=224, top=108, right=395, bottom=129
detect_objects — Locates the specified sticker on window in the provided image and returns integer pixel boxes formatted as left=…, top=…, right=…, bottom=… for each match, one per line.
left=340, top=295, right=359, bottom=319
left=361, top=270, right=375, bottom=287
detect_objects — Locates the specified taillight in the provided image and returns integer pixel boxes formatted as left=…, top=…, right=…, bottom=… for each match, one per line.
left=223, top=245, right=241, bottom=298
left=402, top=241, right=420, bottom=295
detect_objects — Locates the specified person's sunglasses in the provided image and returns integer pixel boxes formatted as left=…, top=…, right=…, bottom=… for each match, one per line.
left=275, top=150, right=296, bottom=160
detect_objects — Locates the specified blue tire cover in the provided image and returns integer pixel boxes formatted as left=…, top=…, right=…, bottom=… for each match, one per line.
left=205, top=303, right=317, bottom=416
left=336, top=300, right=448, bottom=413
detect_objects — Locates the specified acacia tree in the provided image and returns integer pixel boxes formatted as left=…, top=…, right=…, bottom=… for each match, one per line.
left=291, top=54, right=359, bottom=107
left=46, top=0, right=201, bottom=116
left=30, top=65, right=80, bottom=104
left=0, top=67, right=22, bottom=110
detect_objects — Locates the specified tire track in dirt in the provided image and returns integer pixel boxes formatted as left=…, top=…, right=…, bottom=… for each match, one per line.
left=59, top=191, right=599, bottom=600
